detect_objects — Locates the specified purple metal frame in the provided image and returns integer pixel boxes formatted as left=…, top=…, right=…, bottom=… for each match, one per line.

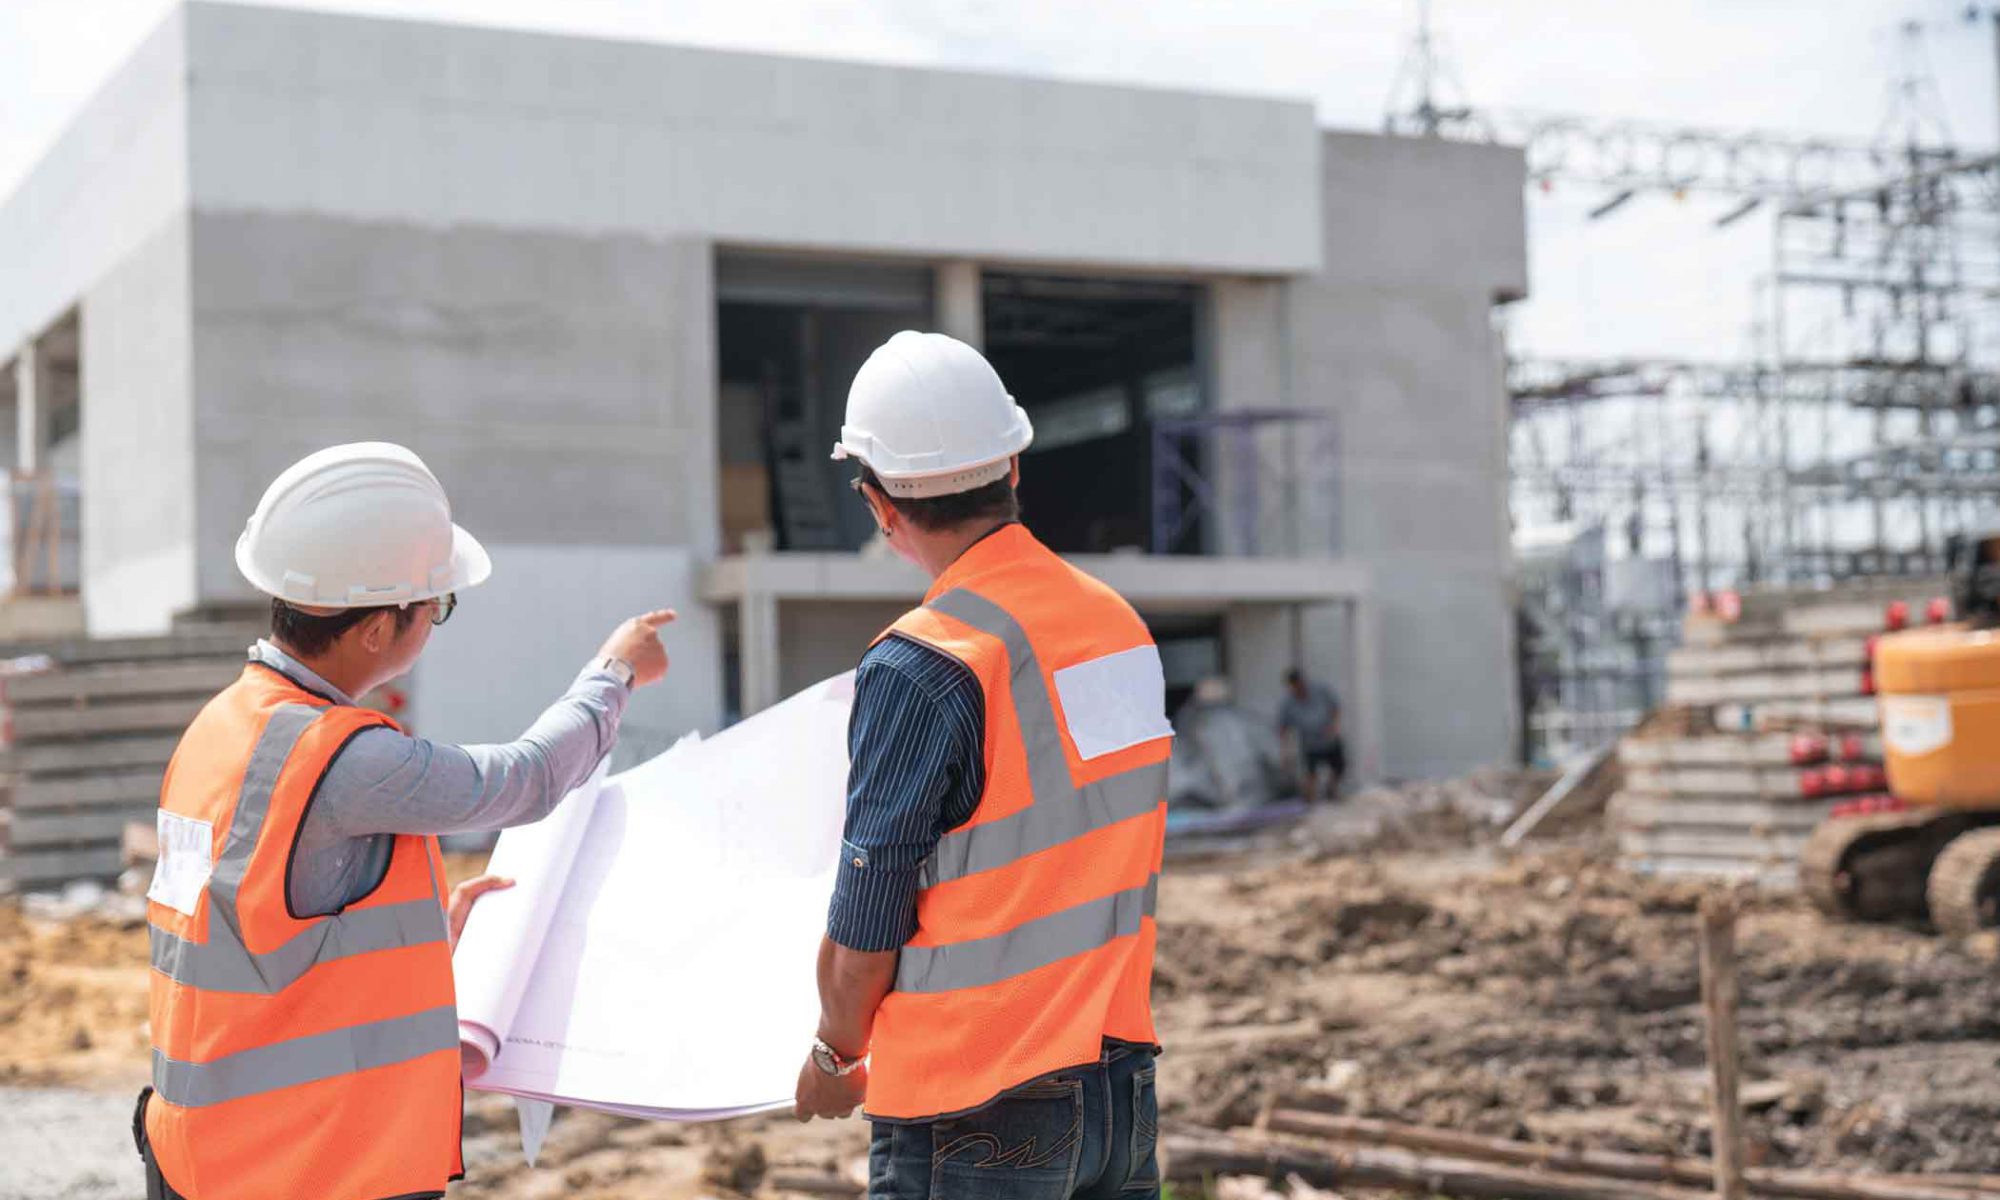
left=1150, top=409, right=1339, bottom=556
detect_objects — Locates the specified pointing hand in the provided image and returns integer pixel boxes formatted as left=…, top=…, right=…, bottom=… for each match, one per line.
left=597, top=609, right=677, bottom=688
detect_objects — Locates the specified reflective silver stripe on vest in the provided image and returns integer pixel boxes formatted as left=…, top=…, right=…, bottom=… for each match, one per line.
left=152, top=1005, right=459, bottom=1109
left=895, top=874, right=1159, bottom=995
left=920, top=589, right=1167, bottom=888
left=153, top=702, right=447, bottom=995
left=150, top=899, right=447, bottom=993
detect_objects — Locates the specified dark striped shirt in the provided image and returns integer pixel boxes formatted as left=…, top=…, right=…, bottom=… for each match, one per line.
left=826, top=634, right=985, bottom=952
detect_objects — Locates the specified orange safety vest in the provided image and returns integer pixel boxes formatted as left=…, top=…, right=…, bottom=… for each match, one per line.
left=143, top=661, right=464, bottom=1200
left=863, top=524, right=1173, bottom=1122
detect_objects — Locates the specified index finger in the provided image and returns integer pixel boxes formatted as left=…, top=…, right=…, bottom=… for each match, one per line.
left=637, top=608, right=678, bottom=629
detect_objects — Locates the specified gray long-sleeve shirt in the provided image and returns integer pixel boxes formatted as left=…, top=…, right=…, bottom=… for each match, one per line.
left=248, top=640, right=631, bottom=916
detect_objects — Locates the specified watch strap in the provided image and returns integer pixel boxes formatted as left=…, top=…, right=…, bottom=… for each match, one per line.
left=812, top=1036, right=864, bottom=1076
left=591, top=655, right=637, bottom=688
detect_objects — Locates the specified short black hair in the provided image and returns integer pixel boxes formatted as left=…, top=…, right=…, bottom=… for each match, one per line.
left=1285, top=669, right=1304, bottom=686
left=858, top=464, right=1019, bottom=534
left=271, top=598, right=419, bottom=657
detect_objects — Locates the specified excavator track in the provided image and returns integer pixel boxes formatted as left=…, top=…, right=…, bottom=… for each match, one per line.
left=1927, top=827, right=2000, bottom=938
left=1801, top=810, right=1949, bottom=922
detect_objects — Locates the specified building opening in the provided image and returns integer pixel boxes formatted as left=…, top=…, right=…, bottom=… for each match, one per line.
left=981, top=272, right=1203, bottom=555
left=716, top=254, right=932, bottom=553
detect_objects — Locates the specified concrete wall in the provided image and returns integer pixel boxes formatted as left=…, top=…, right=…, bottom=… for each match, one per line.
left=80, top=216, right=198, bottom=634
left=185, top=213, right=717, bottom=608
left=410, top=543, right=723, bottom=770
left=178, top=2, right=1320, bottom=275
left=1282, top=132, right=1528, bottom=780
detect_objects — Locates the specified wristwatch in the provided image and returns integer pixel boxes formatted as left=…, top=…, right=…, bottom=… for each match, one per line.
left=591, top=656, right=637, bottom=689
left=811, top=1036, right=864, bottom=1077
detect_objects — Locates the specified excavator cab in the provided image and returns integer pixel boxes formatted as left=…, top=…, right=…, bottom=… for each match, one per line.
left=1804, top=530, right=2000, bottom=935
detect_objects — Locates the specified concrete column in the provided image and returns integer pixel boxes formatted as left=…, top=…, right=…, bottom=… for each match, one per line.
left=1346, top=594, right=1385, bottom=785
left=935, top=260, right=983, bottom=348
left=738, top=589, right=781, bottom=717
left=13, top=340, right=48, bottom=474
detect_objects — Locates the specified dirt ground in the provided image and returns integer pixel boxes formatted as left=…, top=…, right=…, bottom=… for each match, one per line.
left=7, top=784, right=2000, bottom=1197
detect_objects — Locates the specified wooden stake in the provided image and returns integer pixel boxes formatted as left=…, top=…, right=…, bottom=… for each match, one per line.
left=1700, top=893, right=1747, bottom=1200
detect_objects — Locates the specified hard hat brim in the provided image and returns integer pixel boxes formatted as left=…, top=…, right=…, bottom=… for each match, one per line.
left=449, top=523, right=492, bottom=594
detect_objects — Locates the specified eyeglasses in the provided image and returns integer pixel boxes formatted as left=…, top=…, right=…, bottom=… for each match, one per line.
left=429, top=592, right=457, bottom=626
left=847, top=475, right=870, bottom=501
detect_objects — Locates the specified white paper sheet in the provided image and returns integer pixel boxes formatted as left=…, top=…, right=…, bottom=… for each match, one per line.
left=451, top=674, right=853, bottom=1122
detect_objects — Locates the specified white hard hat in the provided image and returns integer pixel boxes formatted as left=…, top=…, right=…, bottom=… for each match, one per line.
left=235, top=442, right=492, bottom=609
left=831, top=331, right=1034, bottom=498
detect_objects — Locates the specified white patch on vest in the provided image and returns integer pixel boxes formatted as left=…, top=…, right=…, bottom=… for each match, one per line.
left=1053, top=645, right=1173, bottom=760
left=147, top=811, right=215, bottom=917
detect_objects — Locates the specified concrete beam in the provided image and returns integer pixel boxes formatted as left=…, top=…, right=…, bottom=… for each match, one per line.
left=701, top=551, right=1369, bottom=610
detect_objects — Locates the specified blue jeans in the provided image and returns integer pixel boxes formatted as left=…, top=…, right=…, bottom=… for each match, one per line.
left=867, top=1043, right=1160, bottom=1199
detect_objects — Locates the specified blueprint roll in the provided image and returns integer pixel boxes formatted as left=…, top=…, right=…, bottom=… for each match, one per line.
left=449, top=674, right=854, bottom=1122
left=452, top=760, right=609, bottom=1078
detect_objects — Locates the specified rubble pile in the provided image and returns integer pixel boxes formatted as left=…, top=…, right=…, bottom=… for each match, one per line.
left=1154, top=846, right=2000, bottom=1174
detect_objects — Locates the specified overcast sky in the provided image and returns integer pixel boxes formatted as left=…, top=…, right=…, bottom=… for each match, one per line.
left=4, top=0, right=1998, bottom=362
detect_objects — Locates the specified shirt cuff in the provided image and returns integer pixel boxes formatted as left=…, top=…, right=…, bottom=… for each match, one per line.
left=826, top=850, right=921, bottom=953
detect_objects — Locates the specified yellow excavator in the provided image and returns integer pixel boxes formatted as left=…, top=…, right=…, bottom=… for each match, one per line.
left=1802, top=530, right=2000, bottom=935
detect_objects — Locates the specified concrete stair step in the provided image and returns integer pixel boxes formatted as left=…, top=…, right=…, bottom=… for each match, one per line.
left=0, top=735, right=182, bottom=776
left=0, top=844, right=123, bottom=890
left=11, top=770, right=165, bottom=811
left=3, top=660, right=240, bottom=707
left=10, top=696, right=210, bottom=741
left=7, top=805, right=151, bottom=850
left=0, top=630, right=255, bottom=668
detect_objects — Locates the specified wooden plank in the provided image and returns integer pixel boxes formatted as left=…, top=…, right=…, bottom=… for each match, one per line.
left=1161, top=1129, right=1717, bottom=1200
left=10, top=697, right=208, bottom=740
left=1667, top=638, right=1869, bottom=679
left=1620, top=855, right=1799, bottom=888
left=0, top=735, right=182, bottom=776
left=1619, top=829, right=1810, bottom=863
left=1667, top=669, right=1868, bottom=708
left=1621, top=735, right=1805, bottom=770
left=0, top=844, right=122, bottom=889
left=3, top=660, right=239, bottom=706
left=1625, top=765, right=1805, bottom=800
left=1608, top=795, right=1835, bottom=833
left=1253, top=1110, right=2000, bottom=1200
left=1713, top=698, right=1881, bottom=732
left=11, top=770, right=164, bottom=811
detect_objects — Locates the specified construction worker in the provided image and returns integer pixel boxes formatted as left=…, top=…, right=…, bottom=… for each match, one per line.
left=793, top=332, right=1174, bottom=1199
left=1278, top=668, right=1345, bottom=803
left=135, top=442, right=675, bottom=1200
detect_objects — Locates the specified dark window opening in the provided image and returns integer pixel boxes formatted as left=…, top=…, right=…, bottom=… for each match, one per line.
left=982, top=273, right=1203, bottom=555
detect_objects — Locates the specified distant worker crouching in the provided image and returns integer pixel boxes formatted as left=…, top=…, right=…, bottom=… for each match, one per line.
left=793, top=332, right=1175, bottom=1200
left=1279, top=668, right=1344, bottom=803
left=137, top=442, right=675, bottom=1200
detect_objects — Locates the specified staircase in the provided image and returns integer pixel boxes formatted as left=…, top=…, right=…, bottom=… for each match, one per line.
left=0, top=622, right=257, bottom=892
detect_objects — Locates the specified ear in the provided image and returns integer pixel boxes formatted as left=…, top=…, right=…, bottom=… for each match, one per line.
left=1007, top=457, right=1021, bottom=488
left=864, top=486, right=896, bottom=537
left=358, top=609, right=396, bottom=654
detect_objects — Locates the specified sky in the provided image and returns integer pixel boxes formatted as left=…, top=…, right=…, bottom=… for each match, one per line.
left=4, top=0, right=2000, bottom=364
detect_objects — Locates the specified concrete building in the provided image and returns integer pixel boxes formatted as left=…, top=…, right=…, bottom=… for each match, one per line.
left=0, top=2, right=1526, bottom=781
